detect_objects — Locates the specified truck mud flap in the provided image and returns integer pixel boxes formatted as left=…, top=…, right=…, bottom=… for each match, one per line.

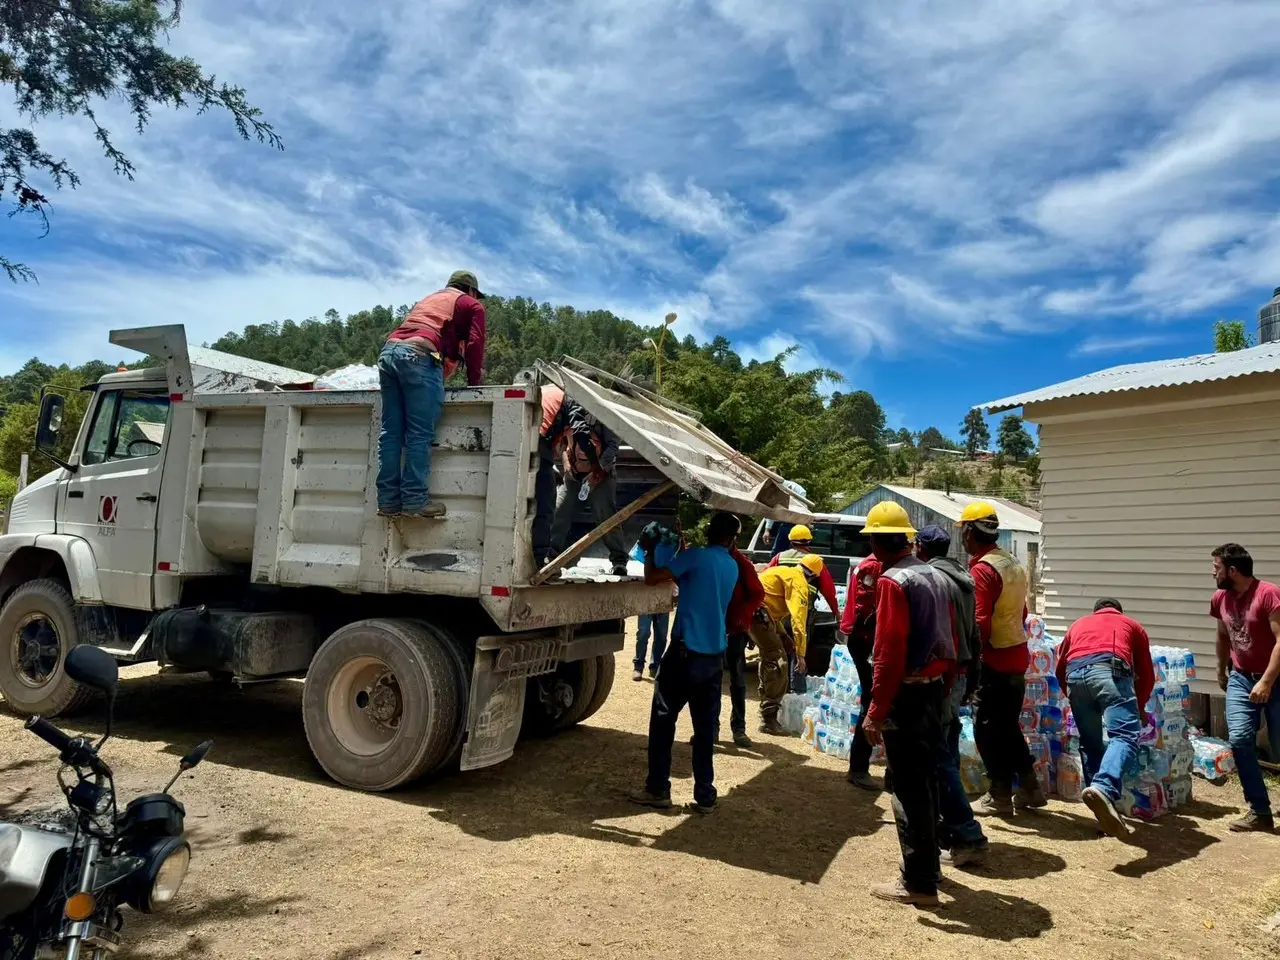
left=460, top=634, right=567, bottom=771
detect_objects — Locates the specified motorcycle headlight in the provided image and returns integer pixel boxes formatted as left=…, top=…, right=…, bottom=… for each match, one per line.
left=126, top=838, right=191, bottom=912
left=149, top=842, right=190, bottom=909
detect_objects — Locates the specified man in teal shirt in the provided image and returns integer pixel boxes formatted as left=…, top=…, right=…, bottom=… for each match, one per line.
left=632, top=512, right=741, bottom=814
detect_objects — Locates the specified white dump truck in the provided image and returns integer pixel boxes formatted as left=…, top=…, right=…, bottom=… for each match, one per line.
left=0, top=325, right=811, bottom=791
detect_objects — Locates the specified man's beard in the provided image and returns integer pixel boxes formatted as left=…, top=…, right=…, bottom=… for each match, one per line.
left=1215, top=574, right=1232, bottom=590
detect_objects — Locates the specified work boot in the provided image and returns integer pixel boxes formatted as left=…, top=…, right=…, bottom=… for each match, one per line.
left=940, top=843, right=989, bottom=869
left=632, top=668, right=644, bottom=682
left=732, top=730, right=753, bottom=748
left=405, top=501, right=447, bottom=519
left=1014, top=781, right=1049, bottom=810
left=847, top=770, right=881, bottom=792
left=759, top=718, right=785, bottom=736
left=685, top=800, right=717, bottom=816
left=869, top=880, right=939, bottom=907
left=973, top=792, right=1014, bottom=816
left=1229, top=810, right=1276, bottom=833
left=629, top=789, right=673, bottom=810
left=648, top=664, right=659, bottom=680
left=1081, top=786, right=1132, bottom=839
left=376, top=505, right=400, bottom=518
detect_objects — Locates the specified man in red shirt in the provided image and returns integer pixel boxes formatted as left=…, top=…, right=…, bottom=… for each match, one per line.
left=839, top=554, right=882, bottom=790
left=1055, top=599, right=1154, bottom=839
left=724, top=544, right=766, bottom=747
left=958, top=502, right=1044, bottom=816
left=859, top=503, right=956, bottom=907
left=1210, top=543, right=1280, bottom=832
left=377, top=270, right=486, bottom=520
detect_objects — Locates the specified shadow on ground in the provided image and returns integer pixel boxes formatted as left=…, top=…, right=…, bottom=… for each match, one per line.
left=4, top=669, right=891, bottom=884
left=921, top=880, right=1055, bottom=941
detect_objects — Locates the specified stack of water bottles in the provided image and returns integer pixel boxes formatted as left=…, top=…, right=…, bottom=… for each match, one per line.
left=1188, top=732, right=1236, bottom=781
left=789, top=644, right=883, bottom=764
left=1018, top=617, right=1067, bottom=799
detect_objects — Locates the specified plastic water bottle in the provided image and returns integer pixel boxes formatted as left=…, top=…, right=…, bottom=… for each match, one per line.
left=1056, top=753, right=1084, bottom=801
left=801, top=707, right=820, bottom=746
left=578, top=479, right=592, bottom=502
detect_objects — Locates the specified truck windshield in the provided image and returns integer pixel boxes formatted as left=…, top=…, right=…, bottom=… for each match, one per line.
left=82, top=391, right=170, bottom=465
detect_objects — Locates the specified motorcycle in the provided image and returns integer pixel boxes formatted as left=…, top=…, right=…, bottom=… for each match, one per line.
left=0, top=645, right=212, bottom=959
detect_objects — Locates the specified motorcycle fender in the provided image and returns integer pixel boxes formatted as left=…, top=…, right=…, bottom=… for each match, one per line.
left=0, top=823, right=72, bottom=921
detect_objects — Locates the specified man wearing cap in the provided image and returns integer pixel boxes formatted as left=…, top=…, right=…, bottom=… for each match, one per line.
left=752, top=554, right=824, bottom=734
left=915, top=524, right=987, bottom=866
left=859, top=502, right=956, bottom=906
left=957, top=502, right=1044, bottom=815
left=377, top=270, right=487, bottom=519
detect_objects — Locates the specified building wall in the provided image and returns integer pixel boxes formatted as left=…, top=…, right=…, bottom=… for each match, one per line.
left=1028, top=381, right=1280, bottom=694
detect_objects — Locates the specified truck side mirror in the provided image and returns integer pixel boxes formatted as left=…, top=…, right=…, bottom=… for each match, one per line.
left=35, top=391, right=75, bottom=472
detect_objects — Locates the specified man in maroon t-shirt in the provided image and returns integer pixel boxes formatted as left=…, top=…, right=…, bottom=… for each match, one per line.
left=1210, top=542, right=1280, bottom=832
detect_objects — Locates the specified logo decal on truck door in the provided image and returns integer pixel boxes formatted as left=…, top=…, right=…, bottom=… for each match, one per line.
left=97, top=495, right=118, bottom=536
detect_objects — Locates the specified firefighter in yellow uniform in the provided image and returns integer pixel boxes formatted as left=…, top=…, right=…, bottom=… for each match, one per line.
left=751, top=553, right=824, bottom=734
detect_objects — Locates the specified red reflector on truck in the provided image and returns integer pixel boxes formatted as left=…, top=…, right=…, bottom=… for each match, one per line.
left=490, top=586, right=510, bottom=597
left=503, top=389, right=526, bottom=399
left=169, top=393, right=184, bottom=402
left=157, top=562, right=173, bottom=572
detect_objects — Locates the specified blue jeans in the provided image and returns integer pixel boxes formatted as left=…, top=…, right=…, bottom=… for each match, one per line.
left=937, top=675, right=986, bottom=850
left=1225, top=668, right=1280, bottom=816
left=634, top=613, right=670, bottom=671
left=1066, top=660, right=1141, bottom=802
left=376, top=343, right=445, bottom=513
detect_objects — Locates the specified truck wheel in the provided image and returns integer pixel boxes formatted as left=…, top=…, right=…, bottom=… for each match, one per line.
left=577, top=654, right=616, bottom=724
left=408, top=620, right=470, bottom=775
left=303, top=619, right=463, bottom=791
left=0, top=579, right=92, bottom=717
left=523, top=657, right=598, bottom=737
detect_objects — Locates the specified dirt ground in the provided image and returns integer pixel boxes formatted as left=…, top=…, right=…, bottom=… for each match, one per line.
left=2, top=636, right=1278, bottom=960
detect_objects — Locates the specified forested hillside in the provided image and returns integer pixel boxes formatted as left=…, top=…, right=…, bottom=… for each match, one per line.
left=0, top=297, right=1035, bottom=509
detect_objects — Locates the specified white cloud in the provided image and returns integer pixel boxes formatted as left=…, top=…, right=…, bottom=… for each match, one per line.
left=623, top=175, right=746, bottom=239
left=1071, top=333, right=1175, bottom=357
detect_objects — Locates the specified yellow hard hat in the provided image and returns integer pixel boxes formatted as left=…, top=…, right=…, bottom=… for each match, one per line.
left=797, top=553, right=825, bottom=577
left=788, top=524, right=813, bottom=543
left=956, top=501, right=999, bottom=527
left=861, top=502, right=917, bottom=536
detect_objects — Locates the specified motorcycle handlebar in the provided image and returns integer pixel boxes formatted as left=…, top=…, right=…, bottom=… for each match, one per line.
left=25, top=716, right=73, bottom=753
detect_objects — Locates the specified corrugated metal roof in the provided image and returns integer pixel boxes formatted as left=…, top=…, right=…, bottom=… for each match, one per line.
left=978, top=341, right=1280, bottom=414
left=879, top=484, right=1042, bottom=533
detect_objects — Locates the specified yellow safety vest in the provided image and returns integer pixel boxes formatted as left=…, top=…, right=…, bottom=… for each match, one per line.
left=976, top=547, right=1028, bottom=649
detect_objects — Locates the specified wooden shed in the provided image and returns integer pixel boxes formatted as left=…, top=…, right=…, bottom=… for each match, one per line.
left=980, top=342, right=1280, bottom=695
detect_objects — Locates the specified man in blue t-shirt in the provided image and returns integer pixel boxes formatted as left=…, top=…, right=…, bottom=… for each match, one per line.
left=632, top=512, right=742, bottom=814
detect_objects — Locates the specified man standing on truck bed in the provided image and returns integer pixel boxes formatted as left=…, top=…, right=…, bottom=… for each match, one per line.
left=958, top=502, right=1045, bottom=816
left=545, top=402, right=629, bottom=575
left=376, top=270, right=487, bottom=520
left=632, top=513, right=742, bottom=814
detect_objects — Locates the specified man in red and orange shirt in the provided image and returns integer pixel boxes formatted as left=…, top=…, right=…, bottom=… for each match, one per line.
left=724, top=543, right=766, bottom=747
left=958, top=502, right=1044, bottom=815
left=840, top=554, right=882, bottom=790
left=859, top=503, right=956, bottom=907
left=377, top=270, right=486, bottom=520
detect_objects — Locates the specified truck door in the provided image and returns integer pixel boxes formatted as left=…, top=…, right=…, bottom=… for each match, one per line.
left=58, top=388, right=171, bottom=610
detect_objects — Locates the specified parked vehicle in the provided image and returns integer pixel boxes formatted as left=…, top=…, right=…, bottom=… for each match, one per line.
left=746, top=513, right=870, bottom=676
left=0, top=645, right=210, bottom=960
left=0, top=325, right=810, bottom=792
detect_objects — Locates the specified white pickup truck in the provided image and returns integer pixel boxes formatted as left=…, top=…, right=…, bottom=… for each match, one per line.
left=0, top=325, right=811, bottom=791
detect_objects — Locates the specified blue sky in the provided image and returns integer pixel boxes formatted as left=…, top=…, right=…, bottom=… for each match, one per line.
left=4, top=0, right=1280, bottom=437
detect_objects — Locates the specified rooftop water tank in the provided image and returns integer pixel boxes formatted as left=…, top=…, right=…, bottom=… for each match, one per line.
left=1260, top=287, right=1280, bottom=345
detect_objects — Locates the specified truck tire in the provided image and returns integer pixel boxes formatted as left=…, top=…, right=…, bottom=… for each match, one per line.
left=577, top=653, right=615, bottom=724
left=523, top=657, right=598, bottom=737
left=303, top=618, right=463, bottom=791
left=0, top=579, right=92, bottom=717
left=408, top=620, right=470, bottom=775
